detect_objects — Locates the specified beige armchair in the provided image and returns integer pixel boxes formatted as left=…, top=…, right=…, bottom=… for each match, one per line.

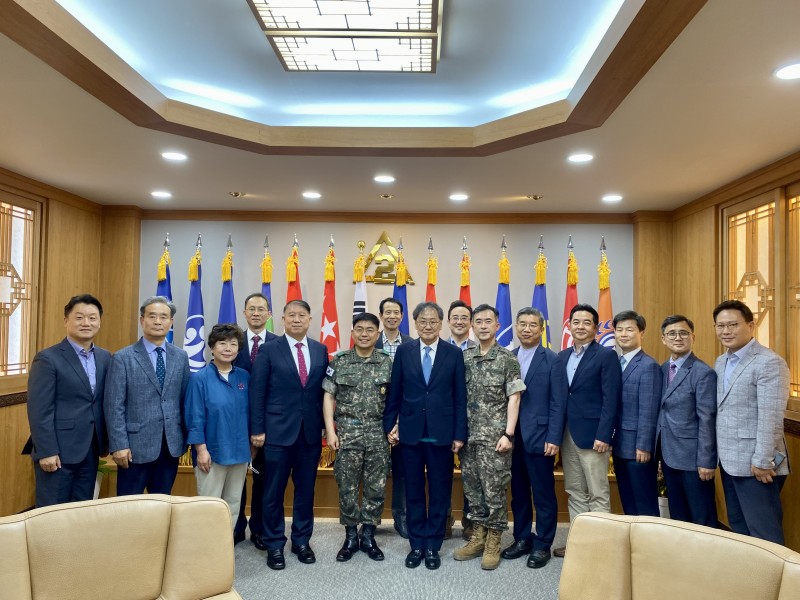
left=0, top=494, right=242, bottom=600
left=559, top=513, right=800, bottom=599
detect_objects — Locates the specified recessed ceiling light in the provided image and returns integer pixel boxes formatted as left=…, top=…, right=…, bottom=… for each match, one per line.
left=602, top=194, right=623, bottom=203
left=229, top=192, right=245, bottom=198
left=775, top=63, right=800, bottom=80
left=526, top=194, right=543, bottom=200
left=151, top=190, right=172, bottom=200
left=568, top=153, right=594, bottom=163
left=379, top=194, right=394, bottom=199
left=161, top=151, right=187, bottom=162
left=302, top=191, right=321, bottom=200
left=449, top=193, right=469, bottom=202
left=374, top=175, right=395, bottom=183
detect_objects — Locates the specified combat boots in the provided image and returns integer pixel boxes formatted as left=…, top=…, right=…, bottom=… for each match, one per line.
left=453, top=523, right=486, bottom=561
left=336, top=526, right=359, bottom=562
left=359, top=524, right=384, bottom=561
left=481, top=529, right=503, bottom=570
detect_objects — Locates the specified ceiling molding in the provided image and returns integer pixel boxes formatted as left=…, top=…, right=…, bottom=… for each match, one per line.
left=0, top=0, right=707, bottom=157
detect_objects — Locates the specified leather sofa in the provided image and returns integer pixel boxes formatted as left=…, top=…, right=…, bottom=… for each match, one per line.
left=559, top=512, right=800, bottom=599
left=0, top=494, right=242, bottom=600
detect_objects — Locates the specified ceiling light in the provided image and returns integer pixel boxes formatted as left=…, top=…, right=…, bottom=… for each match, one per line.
left=449, top=193, right=469, bottom=202
left=302, top=191, right=321, bottom=200
left=374, top=175, right=396, bottom=183
left=151, top=191, right=172, bottom=200
left=379, top=194, right=394, bottom=199
left=568, top=153, right=594, bottom=163
left=229, top=192, right=245, bottom=198
left=602, top=194, right=623, bottom=203
left=775, top=63, right=800, bottom=80
left=161, top=151, right=187, bottom=162
left=526, top=194, right=543, bottom=201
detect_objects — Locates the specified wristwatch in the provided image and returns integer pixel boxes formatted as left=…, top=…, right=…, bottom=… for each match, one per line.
left=502, top=432, right=515, bottom=443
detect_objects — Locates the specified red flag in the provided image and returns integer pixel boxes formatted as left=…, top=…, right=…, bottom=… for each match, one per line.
left=286, top=244, right=302, bottom=303
left=320, top=246, right=340, bottom=358
left=596, top=247, right=615, bottom=347
left=560, top=249, right=579, bottom=350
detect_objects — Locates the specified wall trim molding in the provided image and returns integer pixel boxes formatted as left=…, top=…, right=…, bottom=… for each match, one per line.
left=0, top=392, right=27, bottom=408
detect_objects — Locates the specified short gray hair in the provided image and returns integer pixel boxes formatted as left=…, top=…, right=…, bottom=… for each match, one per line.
left=412, top=301, right=443, bottom=321
left=140, top=295, right=177, bottom=317
left=516, top=307, right=544, bottom=326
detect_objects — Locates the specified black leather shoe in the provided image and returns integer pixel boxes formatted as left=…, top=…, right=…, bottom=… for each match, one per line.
left=266, top=548, right=285, bottom=570
left=359, top=524, right=384, bottom=561
left=233, top=530, right=245, bottom=545
left=424, top=549, right=441, bottom=570
left=501, top=538, right=533, bottom=560
left=393, top=514, right=409, bottom=539
left=527, top=549, right=551, bottom=569
left=405, top=549, right=424, bottom=568
left=337, top=526, right=360, bottom=562
left=251, top=533, right=268, bottom=551
left=291, top=544, right=317, bottom=564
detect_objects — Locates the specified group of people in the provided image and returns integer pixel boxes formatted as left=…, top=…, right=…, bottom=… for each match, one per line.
left=25, top=290, right=791, bottom=575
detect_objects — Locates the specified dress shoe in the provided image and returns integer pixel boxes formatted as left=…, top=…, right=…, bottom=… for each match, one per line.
left=501, top=538, right=533, bottom=560
left=250, top=533, right=269, bottom=551
left=527, top=549, right=551, bottom=569
left=553, top=546, right=566, bottom=558
left=233, top=529, right=245, bottom=545
left=359, top=524, right=385, bottom=561
left=393, top=515, right=409, bottom=539
left=405, top=549, right=424, bottom=568
left=266, top=548, right=285, bottom=570
left=424, top=549, right=441, bottom=570
left=337, top=526, right=359, bottom=562
left=291, top=544, right=317, bottom=564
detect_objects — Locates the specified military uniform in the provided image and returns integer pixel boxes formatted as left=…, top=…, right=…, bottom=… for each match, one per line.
left=461, top=343, right=526, bottom=530
left=323, top=348, right=393, bottom=526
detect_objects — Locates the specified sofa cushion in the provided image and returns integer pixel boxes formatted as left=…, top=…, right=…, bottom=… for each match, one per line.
left=0, top=515, right=32, bottom=600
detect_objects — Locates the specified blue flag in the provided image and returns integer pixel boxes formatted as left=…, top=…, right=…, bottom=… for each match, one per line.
left=156, top=261, right=174, bottom=344
left=183, top=265, right=206, bottom=373
left=532, top=283, right=552, bottom=349
left=495, top=282, right=513, bottom=349
left=392, top=282, right=409, bottom=335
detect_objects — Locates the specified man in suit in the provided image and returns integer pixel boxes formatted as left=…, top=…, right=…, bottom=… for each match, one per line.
left=611, top=310, right=661, bottom=517
left=657, top=314, right=718, bottom=527
left=551, top=303, right=621, bottom=557
left=384, top=301, right=468, bottom=570
left=26, top=294, right=111, bottom=507
left=249, top=299, right=329, bottom=570
left=375, top=297, right=412, bottom=538
left=502, top=307, right=560, bottom=569
left=714, top=300, right=790, bottom=544
left=105, top=296, right=190, bottom=495
left=233, top=292, right=277, bottom=549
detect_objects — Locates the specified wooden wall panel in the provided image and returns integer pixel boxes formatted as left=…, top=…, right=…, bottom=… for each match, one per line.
left=0, top=403, right=34, bottom=515
left=783, top=430, right=800, bottom=552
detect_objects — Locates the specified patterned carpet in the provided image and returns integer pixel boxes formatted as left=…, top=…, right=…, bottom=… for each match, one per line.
left=233, top=519, right=568, bottom=600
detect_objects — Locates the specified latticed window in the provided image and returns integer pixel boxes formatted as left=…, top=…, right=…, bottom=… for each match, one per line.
left=788, top=194, right=800, bottom=402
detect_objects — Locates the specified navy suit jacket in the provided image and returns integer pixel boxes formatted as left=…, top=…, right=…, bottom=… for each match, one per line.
left=657, top=353, right=717, bottom=471
left=552, top=341, right=621, bottom=449
left=26, top=338, right=111, bottom=463
left=374, top=331, right=412, bottom=350
left=514, top=345, right=560, bottom=454
left=233, top=329, right=278, bottom=373
left=383, top=339, right=467, bottom=446
left=612, top=350, right=662, bottom=459
left=249, top=335, right=328, bottom=446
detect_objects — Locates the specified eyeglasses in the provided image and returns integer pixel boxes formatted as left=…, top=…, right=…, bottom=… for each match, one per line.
left=714, top=321, right=742, bottom=332
left=246, top=307, right=269, bottom=314
left=416, top=319, right=441, bottom=328
left=449, top=316, right=470, bottom=323
left=664, top=330, right=691, bottom=340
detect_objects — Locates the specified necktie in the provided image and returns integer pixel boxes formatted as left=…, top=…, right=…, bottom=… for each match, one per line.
left=619, top=355, right=627, bottom=371
left=668, top=362, right=677, bottom=385
left=250, top=335, right=261, bottom=364
left=295, top=342, right=308, bottom=387
left=422, top=346, right=432, bottom=384
left=155, top=347, right=165, bottom=390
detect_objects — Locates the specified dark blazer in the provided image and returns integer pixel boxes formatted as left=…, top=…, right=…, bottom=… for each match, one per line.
left=612, top=351, right=662, bottom=459
left=249, top=335, right=328, bottom=446
left=26, top=338, right=111, bottom=463
left=551, top=341, right=622, bottom=449
left=383, top=339, right=468, bottom=445
left=514, top=345, right=560, bottom=454
left=104, top=339, right=190, bottom=463
left=233, top=329, right=278, bottom=373
left=374, top=331, right=412, bottom=350
left=657, top=353, right=717, bottom=471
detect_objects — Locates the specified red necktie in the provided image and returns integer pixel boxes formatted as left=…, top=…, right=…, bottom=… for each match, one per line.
left=295, top=342, right=308, bottom=387
left=250, top=335, right=261, bottom=364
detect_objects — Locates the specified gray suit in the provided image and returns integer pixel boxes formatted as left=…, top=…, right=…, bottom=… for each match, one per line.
left=715, top=338, right=790, bottom=543
left=104, top=339, right=189, bottom=494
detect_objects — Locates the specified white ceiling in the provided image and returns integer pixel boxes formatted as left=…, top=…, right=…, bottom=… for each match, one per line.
left=1, top=0, right=800, bottom=214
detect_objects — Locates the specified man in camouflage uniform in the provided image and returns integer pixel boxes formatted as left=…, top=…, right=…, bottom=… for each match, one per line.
left=323, top=312, right=393, bottom=562
left=454, top=304, right=526, bottom=570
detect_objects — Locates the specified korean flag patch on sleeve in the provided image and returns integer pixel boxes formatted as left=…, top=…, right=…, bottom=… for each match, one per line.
left=326, top=366, right=335, bottom=377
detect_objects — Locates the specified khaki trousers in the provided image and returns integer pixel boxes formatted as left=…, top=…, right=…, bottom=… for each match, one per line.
left=560, top=427, right=611, bottom=521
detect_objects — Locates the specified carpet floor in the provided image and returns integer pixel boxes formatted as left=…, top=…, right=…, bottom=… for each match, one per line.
left=233, top=519, right=568, bottom=600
